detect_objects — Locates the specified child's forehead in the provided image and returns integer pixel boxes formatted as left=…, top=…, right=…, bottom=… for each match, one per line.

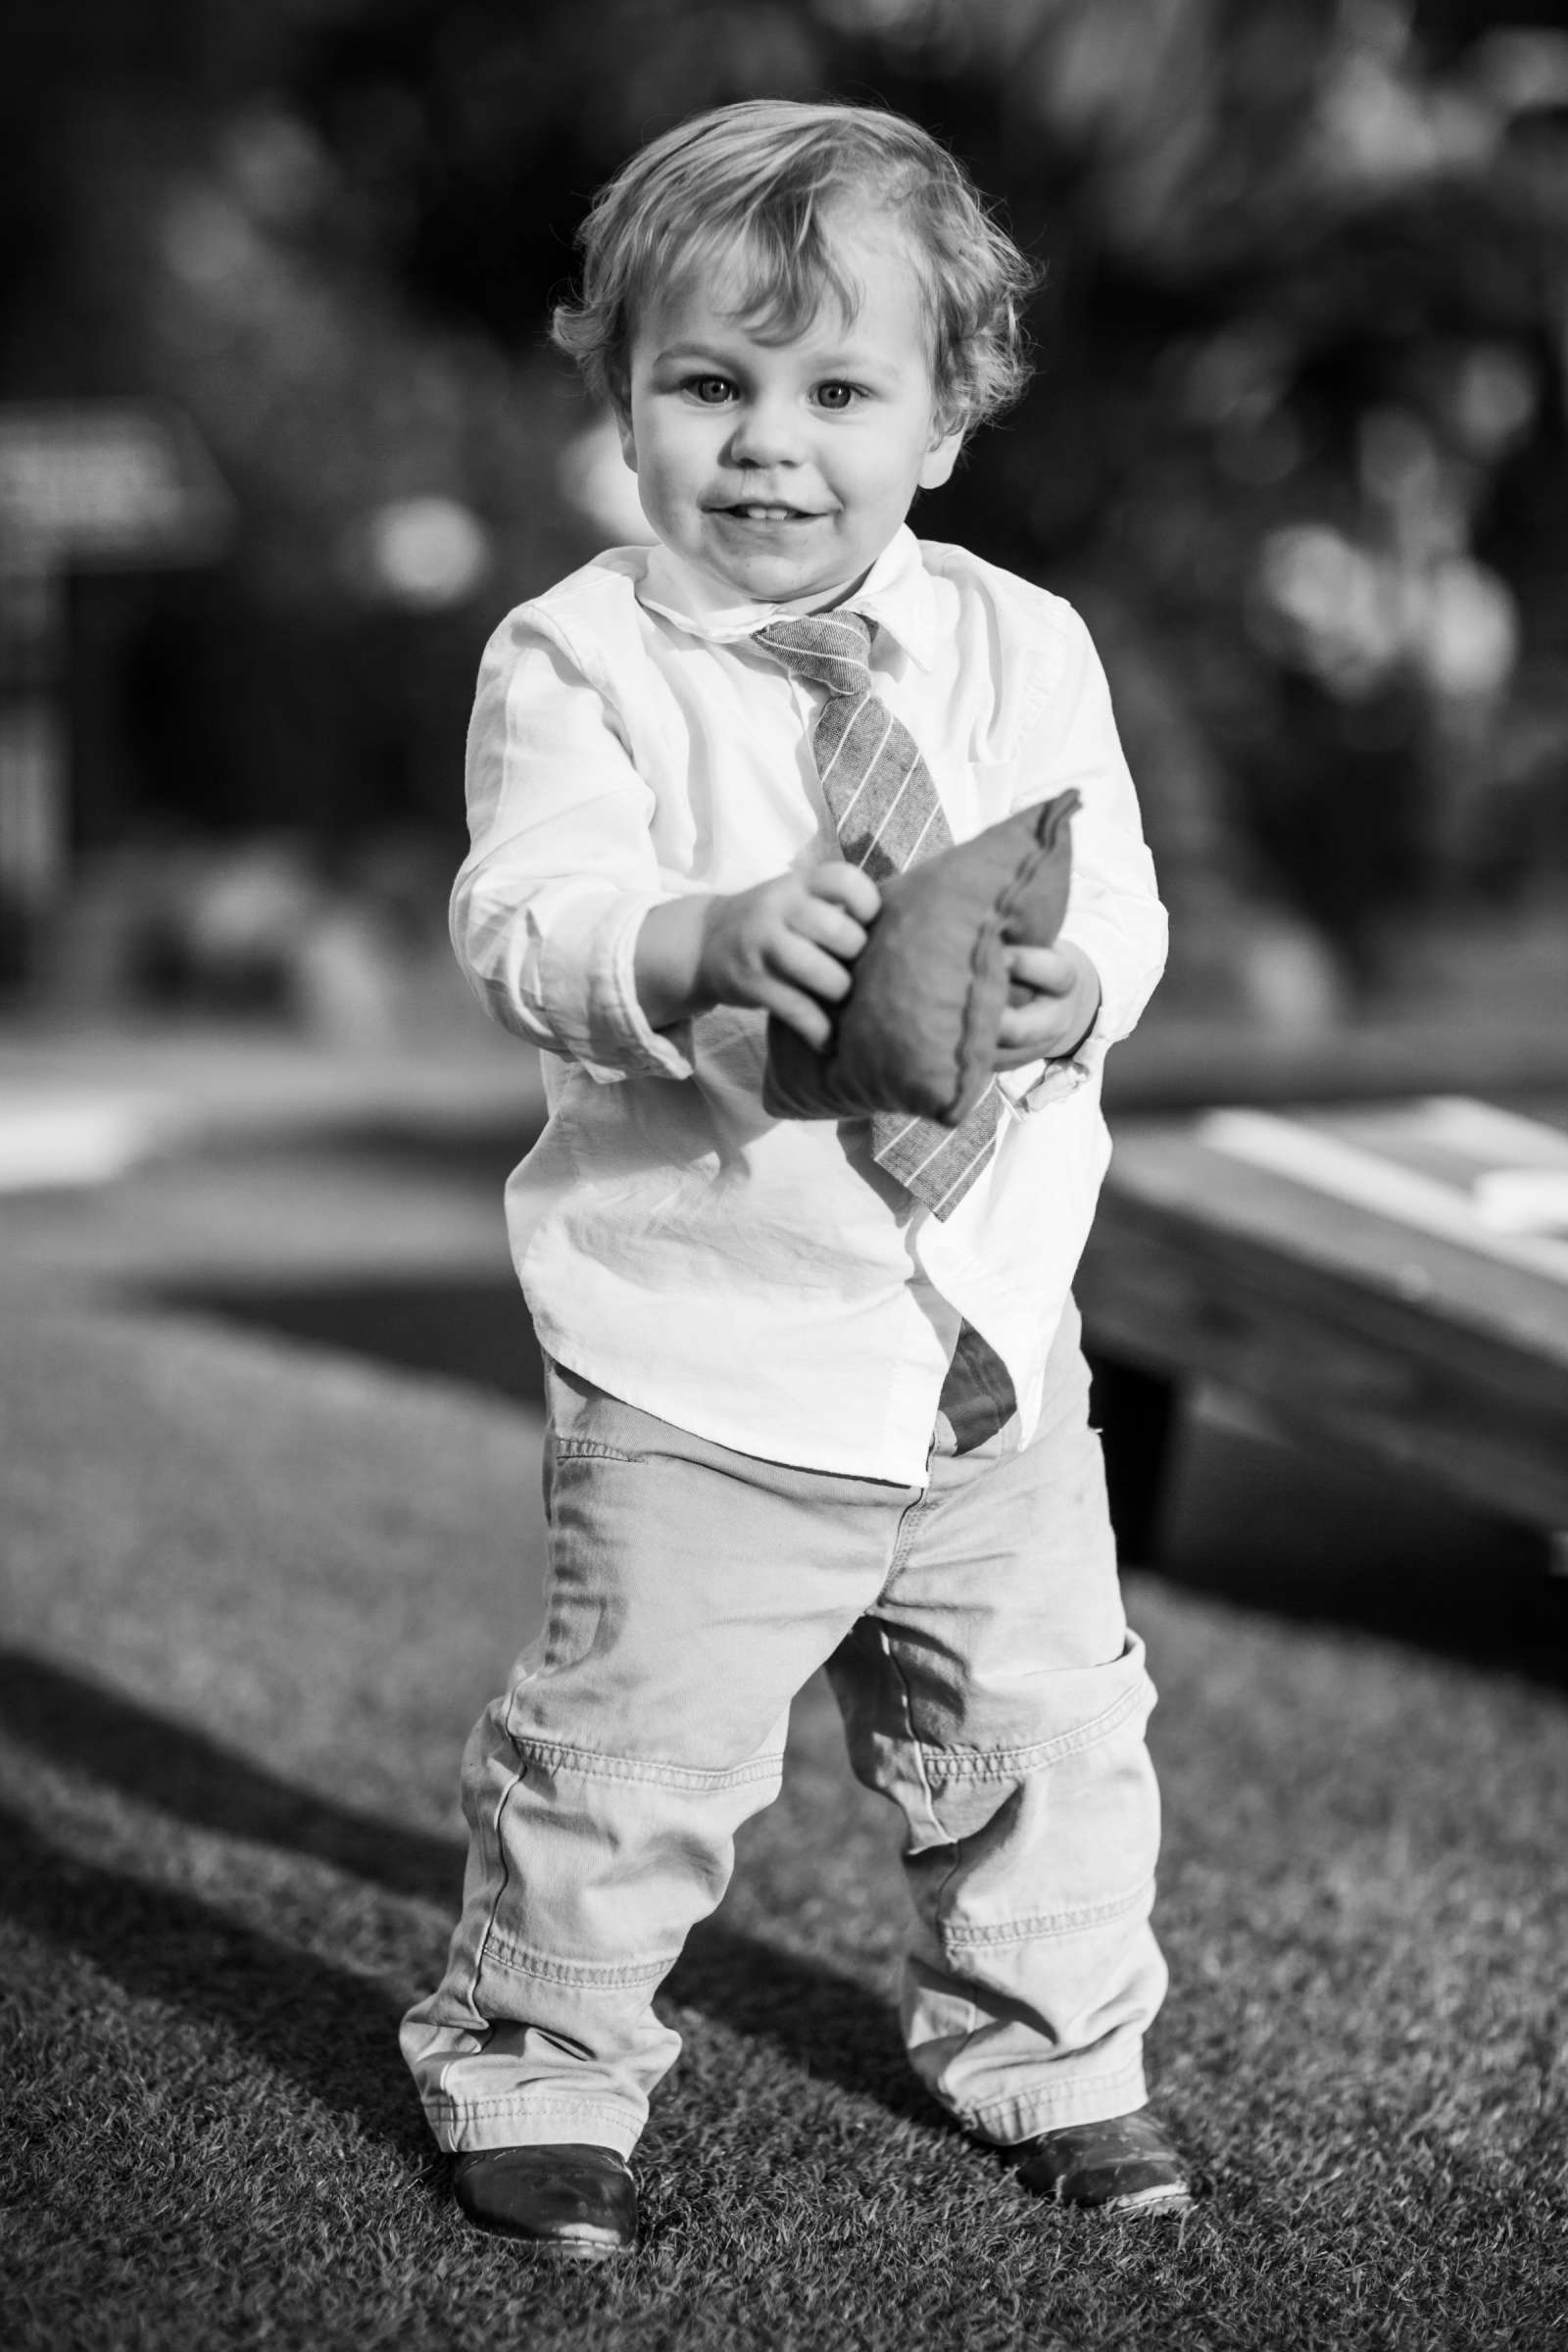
left=641, top=205, right=932, bottom=350
left=660, top=264, right=857, bottom=342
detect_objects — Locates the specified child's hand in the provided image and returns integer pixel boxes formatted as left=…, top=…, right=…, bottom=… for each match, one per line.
left=698, top=862, right=880, bottom=1049
left=994, top=942, right=1102, bottom=1068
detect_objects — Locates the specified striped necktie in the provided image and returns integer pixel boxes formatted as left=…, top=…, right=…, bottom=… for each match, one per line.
left=754, top=609, right=1004, bottom=1221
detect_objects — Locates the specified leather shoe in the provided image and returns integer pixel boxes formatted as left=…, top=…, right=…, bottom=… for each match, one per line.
left=1015, top=2110, right=1193, bottom=2215
left=452, top=2142, right=637, bottom=2256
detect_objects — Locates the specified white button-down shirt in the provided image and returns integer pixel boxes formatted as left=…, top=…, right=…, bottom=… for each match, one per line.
left=454, top=525, right=1166, bottom=1484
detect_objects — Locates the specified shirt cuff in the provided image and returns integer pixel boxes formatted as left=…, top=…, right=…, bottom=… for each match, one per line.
left=995, top=941, right=1114, bottom=1115
left=996, top=1057, right=1047, bottom=1107
left=541, top=891, right=695, bottom=1083
left=999, top=1053, right=1094, bottom=1115
left=1054, top=911, right=1163, bottom=1060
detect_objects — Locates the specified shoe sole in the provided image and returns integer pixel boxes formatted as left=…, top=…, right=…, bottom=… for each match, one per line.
left=525, top=2235, right=633, bottom=2260
left=457, top=2211, right=634, bottom=2258
left=467, top=2227, right=633, bottom=2259
left=1095, top=2181, right=1195, bottom=2217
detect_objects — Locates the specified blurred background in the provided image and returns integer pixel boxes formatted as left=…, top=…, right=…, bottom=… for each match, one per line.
left=3, top=0, right=1567, bottom=1062
left=8, top=23, right=1568, bottom=2332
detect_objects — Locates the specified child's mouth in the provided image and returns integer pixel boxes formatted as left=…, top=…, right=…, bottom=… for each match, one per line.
left=720, top=504, right=818, bottom=523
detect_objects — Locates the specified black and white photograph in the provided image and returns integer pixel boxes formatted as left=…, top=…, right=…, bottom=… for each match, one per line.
left=3, top=3, right=1566, bottom=2346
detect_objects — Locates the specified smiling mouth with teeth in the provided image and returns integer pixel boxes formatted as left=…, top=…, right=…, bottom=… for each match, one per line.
left=722, top=504, right=820, bottom=521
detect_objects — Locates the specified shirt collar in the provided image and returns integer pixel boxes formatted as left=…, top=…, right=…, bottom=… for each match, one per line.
left=636, top=525, right=938, bottom=671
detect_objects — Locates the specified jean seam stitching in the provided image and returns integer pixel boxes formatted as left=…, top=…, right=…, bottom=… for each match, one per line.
left=511, top=1734, right=785, bottom=1792
left=881, top=1484, right=938, bottom=1592
left=468, top=1746, right=526, bottom=2029
left=941, top=1875, right=1153, bottom=1950
left=479, top=1936, right=680, bottom=1988
left=915, top=1674, right=1148, bottom=1782
left=877, top=1625, right=974, bottom=2042
left=421, top=2093, right=644, bottom=2119
left=875, top=1623, right=947, bottom=1850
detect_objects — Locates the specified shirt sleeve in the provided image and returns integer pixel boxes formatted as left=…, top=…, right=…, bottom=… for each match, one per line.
left=450, top=609, right=695, bottom=1083
left=1008, top=600, right=1168, bottom=1092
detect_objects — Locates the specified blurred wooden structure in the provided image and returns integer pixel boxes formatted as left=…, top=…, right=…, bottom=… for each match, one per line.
left=1083, top=1096, right=1568, bottom=1564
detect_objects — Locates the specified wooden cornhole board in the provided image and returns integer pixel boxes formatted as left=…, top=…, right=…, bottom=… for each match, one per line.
left=1077, top=1097, right=1568, bottom=1562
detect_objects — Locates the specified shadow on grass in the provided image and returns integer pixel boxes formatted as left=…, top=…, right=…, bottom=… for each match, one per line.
left=1, top=1646, right=914, bottom=2145
left=0, top=1795, right=432, bottom=2159
left=663, top=1930, right=929, bottom=2133
left=0, top=1648, right=463, bottom=1905
left=147, top=1251, right=1568, bottom=1689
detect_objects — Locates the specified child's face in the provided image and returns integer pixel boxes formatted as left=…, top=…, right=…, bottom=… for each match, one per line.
left=618, top=203, right=962, bottom=605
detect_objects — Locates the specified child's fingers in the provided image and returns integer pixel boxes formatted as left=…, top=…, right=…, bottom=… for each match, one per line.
left=765, top=982, right=835, bottom=1051
left=771, top=930, right=856, bottom=1005
left=996, top=1003, right=1066, bottom=1054
left=793, top=894, right=870, bottom=965
left=993, top=1033, right=1056, bottom=1069
left=1004, top=944, right=1077, bottom=998
left=996, top=938, right=1101, bottom=1060
left=808, top=861, right=881, bottom=925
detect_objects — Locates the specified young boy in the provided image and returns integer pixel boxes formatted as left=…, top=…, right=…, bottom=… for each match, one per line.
left=402, top=98, right=1182, bottom=2255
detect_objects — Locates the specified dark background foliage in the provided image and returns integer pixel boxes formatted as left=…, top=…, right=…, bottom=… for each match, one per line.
left=6, top=0, right=1567, bottom=1017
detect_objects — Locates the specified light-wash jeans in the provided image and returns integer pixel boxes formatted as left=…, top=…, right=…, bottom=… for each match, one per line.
left=401, top=1299, right=1167, bottom=2159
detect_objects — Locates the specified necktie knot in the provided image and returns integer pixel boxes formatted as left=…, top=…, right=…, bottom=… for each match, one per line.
left=755, top=610, right=874, bottom=699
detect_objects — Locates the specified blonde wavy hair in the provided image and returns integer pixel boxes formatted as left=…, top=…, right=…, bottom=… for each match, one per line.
left=551, top=99, right=1038, bottom=439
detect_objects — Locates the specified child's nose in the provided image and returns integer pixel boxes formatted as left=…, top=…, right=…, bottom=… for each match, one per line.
left=724, top=394, right=806, bottom=467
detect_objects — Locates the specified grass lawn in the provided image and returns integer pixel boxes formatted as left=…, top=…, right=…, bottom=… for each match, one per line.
left=2, top=1139, right=1566, bottom=2351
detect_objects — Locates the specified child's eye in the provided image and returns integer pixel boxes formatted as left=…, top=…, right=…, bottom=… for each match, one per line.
left=685, top=375, right=735, bottom=405
left=815, top=382, right=861, bottom=412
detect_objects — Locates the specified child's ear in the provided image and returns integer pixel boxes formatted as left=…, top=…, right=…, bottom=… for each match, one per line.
left=918, top=420, right=964, bottom=491
left=614, top=401, right=638, bottom=472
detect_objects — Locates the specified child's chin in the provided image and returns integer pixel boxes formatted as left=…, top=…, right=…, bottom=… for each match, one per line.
left=715, top=554, right=840, bottom=603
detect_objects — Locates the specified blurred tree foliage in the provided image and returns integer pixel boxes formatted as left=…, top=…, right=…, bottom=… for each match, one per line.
left=7, top=0, right=1568, bottom=1009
